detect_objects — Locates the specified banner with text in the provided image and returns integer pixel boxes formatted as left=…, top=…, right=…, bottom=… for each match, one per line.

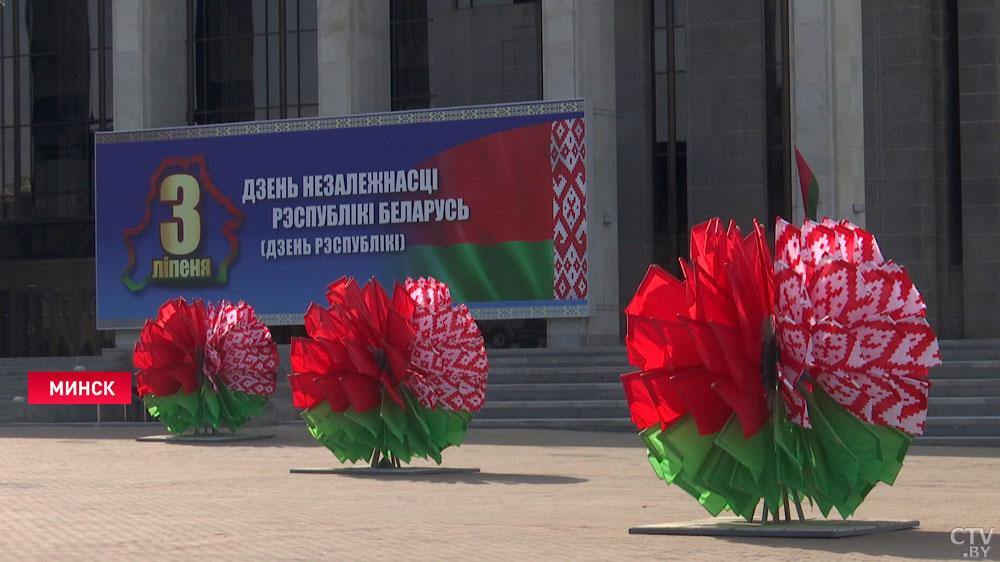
left=95, top=99, right=588, bottom=329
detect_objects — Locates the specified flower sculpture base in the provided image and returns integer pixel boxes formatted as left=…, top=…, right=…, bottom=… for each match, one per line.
left=289, top=467, right=480, bottom=476
left=135, top=432, right=276, bottom=444
left=629, top=518, right=919, bottom=539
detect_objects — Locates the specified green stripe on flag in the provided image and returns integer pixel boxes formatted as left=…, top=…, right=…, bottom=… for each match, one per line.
left=404, top=240, right=553, bottom=302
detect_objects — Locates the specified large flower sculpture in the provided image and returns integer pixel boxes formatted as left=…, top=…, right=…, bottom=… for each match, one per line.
left=134, top=298, right=279, bottom=434
left=288, top=276, right=488, bottom=466
left=622, top=217, right=939, bottom=520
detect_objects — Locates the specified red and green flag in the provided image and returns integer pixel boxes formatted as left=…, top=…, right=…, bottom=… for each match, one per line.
left=794, top=147, right=819, bottom=220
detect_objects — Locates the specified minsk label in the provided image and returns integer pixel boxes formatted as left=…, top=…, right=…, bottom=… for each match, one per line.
left=28, top=371, right=133, bottom=404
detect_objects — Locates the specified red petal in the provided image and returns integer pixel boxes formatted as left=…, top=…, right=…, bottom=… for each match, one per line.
left=622, top=372, right=659, bottom=430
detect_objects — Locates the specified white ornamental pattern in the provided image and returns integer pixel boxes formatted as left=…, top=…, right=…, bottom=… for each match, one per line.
left=404, top=277, right=489, bottom=412
left=551, top=118, right=587, bottom=299
left=203, top=300, right=279, bottom=397
left=774, top=218, right=939, bottom=435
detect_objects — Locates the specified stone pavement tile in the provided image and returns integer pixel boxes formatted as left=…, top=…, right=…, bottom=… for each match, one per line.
left=0, top=424, right=997, bottom=561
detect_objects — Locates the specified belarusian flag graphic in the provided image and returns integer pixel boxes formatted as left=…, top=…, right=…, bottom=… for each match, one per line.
left=794, top=147, right=819, bottom=221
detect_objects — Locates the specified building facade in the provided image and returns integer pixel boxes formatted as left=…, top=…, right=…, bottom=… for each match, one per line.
left=0, top=0, right=996, bottom=357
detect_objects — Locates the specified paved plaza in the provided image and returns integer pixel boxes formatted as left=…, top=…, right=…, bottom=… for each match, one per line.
left=0, top=424, right=997, bottom=561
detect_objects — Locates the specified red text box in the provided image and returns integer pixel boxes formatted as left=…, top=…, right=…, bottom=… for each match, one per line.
left=28, top=371, right=133, bottom=404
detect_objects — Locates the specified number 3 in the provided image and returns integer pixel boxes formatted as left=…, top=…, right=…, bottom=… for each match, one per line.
left=159, top=174, right=202, bottom=256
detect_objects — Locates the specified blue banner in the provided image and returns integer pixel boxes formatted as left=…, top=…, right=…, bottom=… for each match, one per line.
left=95, top=100, right=589, bottom=329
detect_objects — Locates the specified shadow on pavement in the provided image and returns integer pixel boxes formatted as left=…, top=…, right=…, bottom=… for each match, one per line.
left=292, top=470, right=588, bottom=485
left=464, top=428, right=642, bottom=448
left=0, top=424, right=321, bottom=447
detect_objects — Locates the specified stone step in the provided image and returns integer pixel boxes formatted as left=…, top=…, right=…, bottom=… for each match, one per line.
left=468, top=417, right=634, bottom=432
left=268, top=396, right=992, bottom=423
left=486, top=346, right=626, bottom=358
left=928, top=379, right=1000, bottom=397
left=271, top=404, right=303, bottom=422
left=922, top=416, right=1000, bottom=437
left=268, top=383, right=299, bottom=421
left=929, top=361, right=1000, bottom=379
left=486, top=362, right=999, bottom=380
left=477, top=400, right=629, bottom=420
left=938, top=339, right=1000, bottom=361
left=485, top=382, right=625, bottom=402
left=3, top=340, right=997, bottom=439
left=0, top=400, right=148, bottom=424
left=0, top=401, right=25, bottom=423
left=939, top=339, right=1000, bottom=348
left=915, top=436, right=1000, bottom=446
left=0, top=357, right=129, bottom=369
left=486, top=366, right=628, bottom=383
left=469, top=417, right=1000, bottom=438
left=927, top=397, right=1000, bottom=417
left=474, top=397, right=997, bottom=421
left=0, top=375, right=27, bottom=396
left=169, top=398, right=1000, bottom=423
left=488, top=356, right=630, bottom=369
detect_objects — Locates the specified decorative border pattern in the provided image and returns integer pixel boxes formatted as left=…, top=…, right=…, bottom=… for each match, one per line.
left=96, top=100, right=586, bottom=145
left=257, top=313, right=310, bottom=326
left=465, top=301, right=589, bottom=320
left=103, top=302, right=589, bottom=329
left=551, top=118, right=588, bottom=300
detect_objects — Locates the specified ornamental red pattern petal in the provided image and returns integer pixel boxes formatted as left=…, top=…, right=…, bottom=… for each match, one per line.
left=203, top=301, right=278, bottom=396
left=406, top=276, right=452, bottom=308
left=404, top=277, right=488, bottom=412
left=774, top=218, right=940, bottom=435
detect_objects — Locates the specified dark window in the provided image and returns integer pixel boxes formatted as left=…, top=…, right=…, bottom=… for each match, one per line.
left=0, top=0, right=111, bottom=227
left=764, top=0, right=791, bottom=226
left=188, top=0, right=318, bottom=124
left=0, top=0, right=112, bottom=357
left=390, top=0, right=430, bottom=110
left=651, top=0, right=687, bottom=275
left=391, top=0, right=541, bottom=111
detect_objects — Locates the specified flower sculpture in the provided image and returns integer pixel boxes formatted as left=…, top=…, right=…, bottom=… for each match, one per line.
left=134, top=298, right=279, bottom=434
left=622, top=217, right=939, bottom=520
left=288, top=276, right=488, bottom=466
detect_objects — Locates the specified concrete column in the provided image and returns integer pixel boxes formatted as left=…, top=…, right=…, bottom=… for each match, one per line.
left=542, top=0, right=619, bottom=347
left=111, top=0, right=187, bottom=350
left=790, top=0, right=865, bottom=225
left=861, top=1, right=948, bottom=333
left=317, top=0, right=390, bottom=116
left=112, top=0, right=187, bottom=130
left=958, top=3, right=1000, bottom=337
left=614, top=0, right=653, bottom=339
left=685, top=2, right=766, bottom=230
